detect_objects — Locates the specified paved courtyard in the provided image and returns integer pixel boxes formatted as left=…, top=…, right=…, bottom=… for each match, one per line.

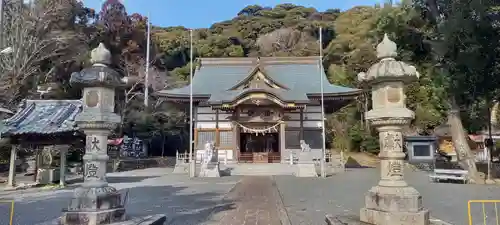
left=0, top=167, right=499, bottom=224
left=274, top=168, right=500, bottom=225
left=0, top=168, right=240, bottom=225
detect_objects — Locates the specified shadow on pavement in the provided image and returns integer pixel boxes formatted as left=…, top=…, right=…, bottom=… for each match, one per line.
left=0, top=184, right=235, bottom=225
left=107, top=176, right=161, bottom=183
left=63, top=175, right=161, bottom=186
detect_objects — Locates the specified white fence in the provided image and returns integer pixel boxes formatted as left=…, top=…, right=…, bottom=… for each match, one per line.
left=176, top=150, right=229, bottom=165
left=475, top=151, right=489, bottom=162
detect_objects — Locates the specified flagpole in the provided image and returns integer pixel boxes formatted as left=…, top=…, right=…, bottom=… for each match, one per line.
left=188, top=29, right=195, bottom=178
left=0, top=0, right=4, bottom=49
left=319, top=27, right=326, bottom=178
left=144, top=14, right=151, bottom=107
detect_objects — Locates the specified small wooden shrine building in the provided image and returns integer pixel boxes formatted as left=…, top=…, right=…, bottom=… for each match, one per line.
left=433, top=123, right=482, bottom=162
left=0, top=99, right=83, bottom=187
left=158, top=57, right=361, bottom=163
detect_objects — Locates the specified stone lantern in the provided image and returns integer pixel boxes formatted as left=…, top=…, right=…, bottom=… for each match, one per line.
left=57, top=43, right=165, bottom=225
left=326, top=34, right=430, bottom=225
left=360, top=34, right=429, bottom=224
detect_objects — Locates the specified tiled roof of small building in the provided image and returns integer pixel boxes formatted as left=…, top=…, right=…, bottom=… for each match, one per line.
left=0, top=100, right=82, bottom=136
left=157, top=57, right=361, bottom=101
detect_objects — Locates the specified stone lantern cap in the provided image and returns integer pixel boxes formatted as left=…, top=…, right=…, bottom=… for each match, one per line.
left=357, top=34, right=420, bottom=84
left=70, top=43, right=128, bottom=88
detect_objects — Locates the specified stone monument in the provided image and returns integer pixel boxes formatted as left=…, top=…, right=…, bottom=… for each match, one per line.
left=37, top=146, right=60, bottom=185
left=326, top=34, right=430, bottom=225
left=37, top=145, right=69, bottom=185
left=296, top=140, right=318, bottom=177
left=198, top=142, right=221, bottom=177
left=57, top=43, right=166, bottom=225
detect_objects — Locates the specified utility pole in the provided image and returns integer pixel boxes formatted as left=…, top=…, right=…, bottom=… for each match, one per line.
left=188, top=29, right=195, bottom=178
left=319, top=27, right=326, bottom=178
left=143, top=14, right=151, bottom=107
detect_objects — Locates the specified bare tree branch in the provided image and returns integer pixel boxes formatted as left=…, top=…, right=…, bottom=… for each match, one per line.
left=0, top=0, right=84, bottom=109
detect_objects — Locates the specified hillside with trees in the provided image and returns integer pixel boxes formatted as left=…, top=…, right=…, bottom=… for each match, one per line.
left=1, top=0, right=499, bottom=159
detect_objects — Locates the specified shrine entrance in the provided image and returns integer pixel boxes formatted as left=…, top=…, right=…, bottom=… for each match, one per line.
left=239, top=132, right=280, bottom=163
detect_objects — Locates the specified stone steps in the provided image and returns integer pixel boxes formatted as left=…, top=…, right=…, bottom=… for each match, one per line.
left=224, top=162, right=346, bottom=176
left=225, top=164, right=296, bottom=176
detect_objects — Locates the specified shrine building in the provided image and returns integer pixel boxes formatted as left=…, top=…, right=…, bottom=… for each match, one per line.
left=157, top=57, right=361, bottom=163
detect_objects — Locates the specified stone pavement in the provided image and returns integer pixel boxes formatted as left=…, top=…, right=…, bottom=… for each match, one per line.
left=1, top=167, right=500, bottom=225
left=274, top=168, right=500, bottom=225
left=0, top=168, right=241, bottom=225
left=207, top=176, right=289, bottom=225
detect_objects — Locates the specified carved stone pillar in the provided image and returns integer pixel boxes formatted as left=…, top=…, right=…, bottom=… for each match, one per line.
left=58, top=145, right=69, bottom=187
left=7, top=144, right=17, bottom=188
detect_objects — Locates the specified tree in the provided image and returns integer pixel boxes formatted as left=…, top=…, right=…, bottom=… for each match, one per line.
left=416, top=0, right=500, bottom=183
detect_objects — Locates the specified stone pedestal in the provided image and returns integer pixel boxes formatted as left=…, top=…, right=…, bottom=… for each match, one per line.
left=173, top=163, right=188, bottom=174
left=199, top=162, right=221, bottom=177
left=37, top=168, right=60, bottom=185
left=360, top=185, right=429, bottom=224
left=296, top=152, right=318, bottom=177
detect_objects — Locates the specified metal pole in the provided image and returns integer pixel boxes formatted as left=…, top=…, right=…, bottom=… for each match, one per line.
left=0, top=0, right=4, bottom=49
left=188, top=29, right=195, bottom=178
left=319, top=27, right=326, bottom=178
left=487, top=102, right=494, bottom=183
left=144, top=15, right=151, bottom=107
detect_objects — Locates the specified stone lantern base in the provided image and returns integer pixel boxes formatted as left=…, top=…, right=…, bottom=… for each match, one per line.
left=43, top=185, right=167, bottom=225
left=360, top=185, right=429, bottom=225
left=326, top=214, right=441, bottom=225
left=43, top=214, right=166, bottom=225
left=325, top=185, right=433, bottom=225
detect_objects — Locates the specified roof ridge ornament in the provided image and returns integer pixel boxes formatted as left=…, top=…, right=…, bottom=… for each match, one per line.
left=90, top=43, right=112, bottom=65
left=376, top=33, right=398, bottom=59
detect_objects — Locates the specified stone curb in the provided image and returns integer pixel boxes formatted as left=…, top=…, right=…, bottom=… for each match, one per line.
left=2, top=176, right=82, bottom=192
left=430, top=217, right=454, bottom=225
left=3, top=182, right=42, bottom=191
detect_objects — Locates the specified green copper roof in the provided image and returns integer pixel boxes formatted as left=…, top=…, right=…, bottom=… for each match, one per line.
left=157, top=57, right=361, bottom=102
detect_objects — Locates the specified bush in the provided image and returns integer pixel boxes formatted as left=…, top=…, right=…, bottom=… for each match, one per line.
left=348, top=123, right=379, bottom=154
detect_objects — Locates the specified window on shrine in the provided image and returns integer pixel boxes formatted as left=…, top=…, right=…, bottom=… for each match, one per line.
left=263, top=110, right=272, bottom=117
left=197, top=131, right=216, bottom=148
left=413, top=144, right=431, bottom=157
left=303, top=130, right=322, bottom=149
left=285, top=130, right=301, bottom=149
left=219, top=131, right=233, bottom=147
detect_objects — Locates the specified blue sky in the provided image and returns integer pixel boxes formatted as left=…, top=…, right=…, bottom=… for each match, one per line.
left=84, top=0, right=386, bottom=28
